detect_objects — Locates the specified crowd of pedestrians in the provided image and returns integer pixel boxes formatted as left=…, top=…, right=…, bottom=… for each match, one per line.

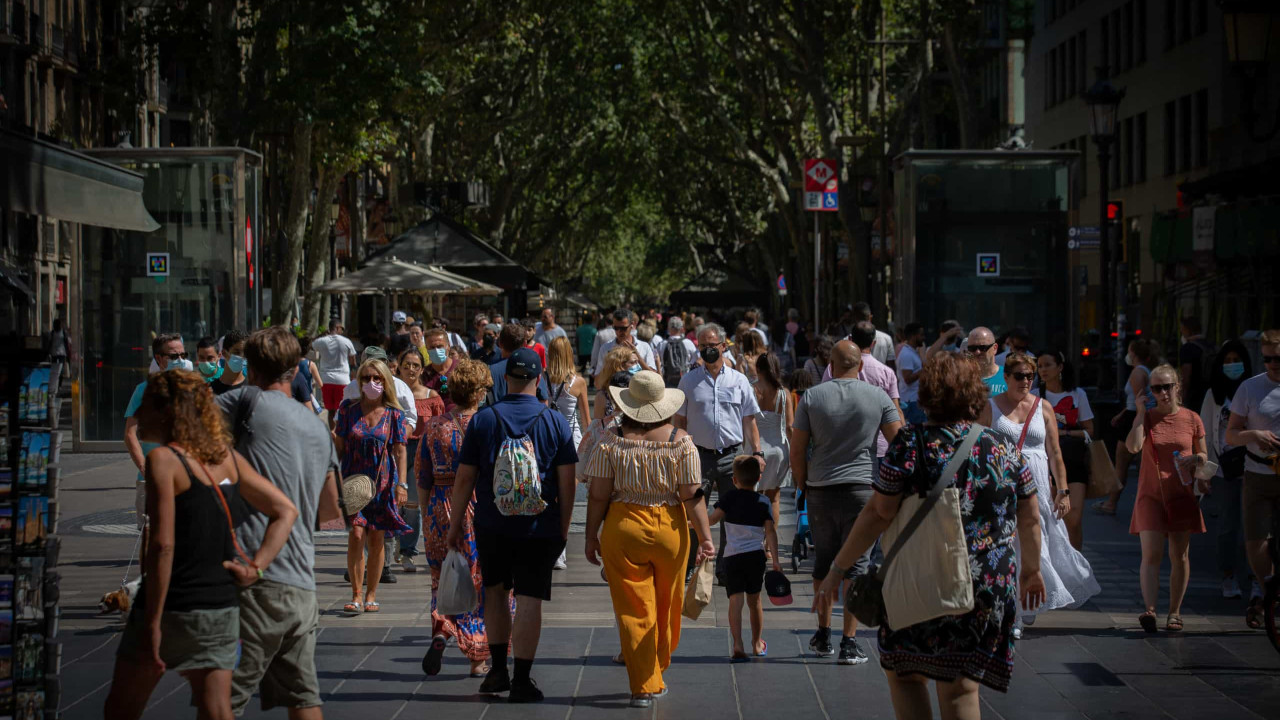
left=103, top=305, right=1280, bottom=720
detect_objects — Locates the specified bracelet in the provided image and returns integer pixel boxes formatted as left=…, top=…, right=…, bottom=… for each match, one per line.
left=829, top=562, right=848, bottom=578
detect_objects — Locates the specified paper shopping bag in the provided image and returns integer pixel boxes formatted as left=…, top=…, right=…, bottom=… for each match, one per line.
left=682, top=557, right=714, bottom=621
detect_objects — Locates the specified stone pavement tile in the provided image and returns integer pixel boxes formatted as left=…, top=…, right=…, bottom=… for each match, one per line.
left=1194, top=674, right=1280, bottom=720
left=304, top=628, right=426, bottom=719
left=1013, top=632, right=1101, bottom=674
left=729, top=628, right=825, bottom=719
left=981, top=651, right=1084, bottom=719
left=791, top=630, right=896, bottom=720
left=483, top=627, right=594, bottom=720
left=566, top=627, right=639, bottom=718
left=654, top=628, right=739, bottom=720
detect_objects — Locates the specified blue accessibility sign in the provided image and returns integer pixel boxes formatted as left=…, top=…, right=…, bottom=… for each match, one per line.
left=821, top=191, right=839, bottom=211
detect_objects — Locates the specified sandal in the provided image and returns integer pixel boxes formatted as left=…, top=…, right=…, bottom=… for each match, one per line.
left=363, top=601, right=380, bottom=613
left=611, top=652, right=625, bottom=665
left=1139, top=611, right=1157, bottom=633
left=1166, top=614, right=1183, bottom=632
left=343, top=594, right=364, bottom=614
left=470, top=664, right=491, bottom=679
left=1246, top=598, right=1264, bottom=629
left=730, top=651, right=750, bottom=663
left=1091, top=500, right=1117, bottom=516
left=754, top=640, right=768, bottom=657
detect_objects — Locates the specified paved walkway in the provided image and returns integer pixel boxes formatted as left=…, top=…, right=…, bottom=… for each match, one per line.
left=53, top=453, right=1280, bottom=719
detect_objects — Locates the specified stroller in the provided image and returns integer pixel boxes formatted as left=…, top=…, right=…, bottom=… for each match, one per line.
left=790, top=490, right=812, bottom=574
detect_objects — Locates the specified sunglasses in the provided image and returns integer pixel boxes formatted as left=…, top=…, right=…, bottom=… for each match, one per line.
left=698, top=342, right=723, bottom=350
left=1149, top=383, right=1176, bottom=394
left=1263, top=355, right=1280, bottom=365
left=613, top=326, right=630, bottom=334
left=162, top=352, right=189, bottom=360
left=968, top=343, right=995, bottom=354
left=359, top=375, right=381, bottom=383
left=1009, top=371, right=1036, bottom=382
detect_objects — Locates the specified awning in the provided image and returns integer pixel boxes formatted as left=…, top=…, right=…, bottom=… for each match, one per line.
left=0, top=129, right=160, bottom=232
left=0, top=261, right=35, bottom=302
left=314, top=258, right=501, bottom=296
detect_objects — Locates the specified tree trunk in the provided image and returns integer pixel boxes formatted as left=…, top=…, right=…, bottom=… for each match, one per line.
left=272, top=120, right=312, bottom=327
left=943, top=23, right=973, bottom=148
left=301, top=165, right=340, bottom=332
left=349, top=171, right=366, bottom=262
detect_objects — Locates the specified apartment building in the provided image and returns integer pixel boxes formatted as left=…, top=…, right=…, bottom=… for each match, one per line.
left=1025, top=0, right=1280, bottom=343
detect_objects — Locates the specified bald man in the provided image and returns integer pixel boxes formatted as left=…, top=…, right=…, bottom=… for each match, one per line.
left=791, top=339, right=903, bottom=664
left=967, top=326, right=1007, bottom=395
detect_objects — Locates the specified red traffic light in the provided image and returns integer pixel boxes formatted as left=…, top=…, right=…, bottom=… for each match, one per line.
left=1106, top=201, right=1123, bottom=221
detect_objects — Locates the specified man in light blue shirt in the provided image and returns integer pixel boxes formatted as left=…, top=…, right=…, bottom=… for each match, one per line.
left=968, top=326, right=1007, bottom=396
left=674, top=322, right=763, bottom=572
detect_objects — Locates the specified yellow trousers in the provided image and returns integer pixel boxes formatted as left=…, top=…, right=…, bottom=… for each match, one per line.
left=601, top=501, right=691, bottom=695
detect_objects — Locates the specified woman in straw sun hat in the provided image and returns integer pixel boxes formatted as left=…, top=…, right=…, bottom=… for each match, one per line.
left=582, top=370, right=715, bottom=708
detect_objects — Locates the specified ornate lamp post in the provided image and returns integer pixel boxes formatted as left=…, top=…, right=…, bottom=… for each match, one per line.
left=1083, top=67, right=1125, bottom=391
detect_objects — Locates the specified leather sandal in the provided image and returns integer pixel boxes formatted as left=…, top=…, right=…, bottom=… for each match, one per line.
left=1166, top=614, right=1183, bottom=632
left=343, top=594, right=364, bottom=614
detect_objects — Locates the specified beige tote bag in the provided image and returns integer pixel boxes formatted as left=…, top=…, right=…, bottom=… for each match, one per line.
left=878, top=431, right=977, bottom=630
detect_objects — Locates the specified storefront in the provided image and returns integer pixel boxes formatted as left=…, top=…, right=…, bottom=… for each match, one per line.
left=892, top=150, right=1078, bottom=350
left=75, top=148, right=262, bottom=450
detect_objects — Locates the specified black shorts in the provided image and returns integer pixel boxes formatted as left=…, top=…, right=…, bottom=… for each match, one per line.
left=475, top=531, right=566, bottom=601
left=721, top=550, right=766, bottom=597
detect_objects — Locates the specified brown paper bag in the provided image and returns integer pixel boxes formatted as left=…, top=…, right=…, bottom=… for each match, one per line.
left=681, top=557, right=714, bottom=620
left=1086, top=436, right=1120, bottom=499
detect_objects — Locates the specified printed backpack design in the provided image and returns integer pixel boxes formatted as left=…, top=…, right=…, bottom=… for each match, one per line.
left=491, top=405, right=549, bottom=517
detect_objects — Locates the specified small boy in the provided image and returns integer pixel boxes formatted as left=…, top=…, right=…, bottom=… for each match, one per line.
left=709, top=455, right=782, bottom=661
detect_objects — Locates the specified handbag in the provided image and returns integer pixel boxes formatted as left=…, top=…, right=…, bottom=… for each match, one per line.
left=846, top=423, right=983, bottom=629
left=341, top=443, right=383, bottom=517
left=1083, top=431, right=1120, bottom=498
left=682, top=557, right=715, bottom=621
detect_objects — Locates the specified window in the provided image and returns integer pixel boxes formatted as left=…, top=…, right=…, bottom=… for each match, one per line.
left=1102, top=16, right=1111, bottom=70
left=1195, top=88, right=1209, bottom=167
left=1078, top=31, right=1088, bottom=94
left=1164, top=100, right=1176, bottom=175
left=1123, top=2, right=1135, bottom=70
left=1136, top=112, right=1148, bottom=183
left=1178, top=94, right=1192, bottom=172
left=1136, top=0, right=1147, bottom=63
left=1059, top=42, right=1068, bottom=102
left=1165, top=0, right=1177, bottom=49
left=1044, top=48, right=1053, bottom=108
left=1112, top=9, right=1123, bottom=71
left=1123, top=117, right=1134, bottom=186
left=1068, top=36, right=1077, bottom=99
left=1195, top=0, right=1207, bottom=36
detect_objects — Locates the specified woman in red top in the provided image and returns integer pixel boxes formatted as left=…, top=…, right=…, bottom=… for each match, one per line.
left=396, top=347, right=445, bottom=573
left=1125, top=364, right=1209, bottom=633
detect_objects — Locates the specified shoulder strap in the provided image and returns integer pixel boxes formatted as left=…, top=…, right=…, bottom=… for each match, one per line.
left=668, top=426, right=679, bottom=442
left=1016, top=398, right=1040, bottom=452
left=167, top=444, right=254, bottom=567
left=878, top=424, right=985, bottom=581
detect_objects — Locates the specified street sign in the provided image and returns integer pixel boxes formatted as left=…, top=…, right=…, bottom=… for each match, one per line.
left=776, top=273, right=787, bottom=296
left=976, top=253, right=1000, bottom=277
left=146, top=252, right=170, bottom=277
left=804, top=191, right=823, bottom=210
left=804, top=159, right=837, bottom=192
left=821, top=191, right=839, bottom=211
left=1067, top=225, right=1101, bottom=251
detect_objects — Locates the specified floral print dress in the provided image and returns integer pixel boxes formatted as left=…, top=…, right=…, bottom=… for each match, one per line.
left=874, top=422, right=1036, bottom=693
left=335, top=401, right=412, bottom=535
left=417, top=411, right=513, bottom=662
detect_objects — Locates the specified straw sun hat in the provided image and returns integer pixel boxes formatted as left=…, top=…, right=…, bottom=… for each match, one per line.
left=608, top=370, right=685, bottom=424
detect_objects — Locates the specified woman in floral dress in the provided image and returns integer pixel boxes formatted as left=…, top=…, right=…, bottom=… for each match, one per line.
left=817, top=353, right=1045, bottom=720
left=417, top=359, right=511, bottom=677
left=334, top=358, right=412, bottom=614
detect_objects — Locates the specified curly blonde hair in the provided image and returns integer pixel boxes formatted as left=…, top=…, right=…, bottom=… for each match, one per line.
left=138, top=369, right=231, bottom=464
left=448, top=358, right=493, bottom=408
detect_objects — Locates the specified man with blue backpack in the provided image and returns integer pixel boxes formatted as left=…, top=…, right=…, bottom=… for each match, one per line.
left=446, top=347, right=579, bottom=703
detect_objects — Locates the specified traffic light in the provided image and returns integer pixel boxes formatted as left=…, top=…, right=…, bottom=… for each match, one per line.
left=1106, top=199, right=1126, bottom=261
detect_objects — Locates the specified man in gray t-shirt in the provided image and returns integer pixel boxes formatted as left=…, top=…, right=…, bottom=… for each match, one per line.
left=217, top=327, right=341, bottom=716
left=790, top=339, right=902, bottom=664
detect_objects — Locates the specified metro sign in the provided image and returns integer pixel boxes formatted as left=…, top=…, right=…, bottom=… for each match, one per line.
left=804, top=158, right=837, bottom=192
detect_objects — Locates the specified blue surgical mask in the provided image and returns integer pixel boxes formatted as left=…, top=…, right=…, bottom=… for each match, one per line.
left=167, top=358, right=193, bottom=372
left=226, top=354, right=247, bottom=373
left=627, top=364, right=642, bottom=375
left=197, top=361, right=223, bottom=381
left=428, top=347, right=448, bottom=365
left=1223, top=362, right=1245, bottom=380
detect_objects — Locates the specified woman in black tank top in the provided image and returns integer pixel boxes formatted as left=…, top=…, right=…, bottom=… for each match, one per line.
left=105, top=369, right=298, bottom=720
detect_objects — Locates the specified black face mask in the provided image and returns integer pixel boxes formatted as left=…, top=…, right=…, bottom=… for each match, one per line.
left=483, top=336, right=495, bottom=348
left=700, top=346, right=721, bottom=364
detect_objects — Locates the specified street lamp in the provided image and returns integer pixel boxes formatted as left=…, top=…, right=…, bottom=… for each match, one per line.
left=1083, top=67, right=1125, bottom=393
left=1220, top=0, right=1279, bottom=141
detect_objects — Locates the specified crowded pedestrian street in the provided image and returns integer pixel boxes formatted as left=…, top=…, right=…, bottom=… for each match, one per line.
left=49, top=446, right=1280, bottom=719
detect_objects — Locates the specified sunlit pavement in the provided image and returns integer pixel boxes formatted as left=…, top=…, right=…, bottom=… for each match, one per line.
left=54, top=453, right=1280, bottom=719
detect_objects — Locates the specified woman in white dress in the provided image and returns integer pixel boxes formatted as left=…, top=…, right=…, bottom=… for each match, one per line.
left=981, top=352, right=1100, bottom=631
left=753, top=353, right=792, bottom=527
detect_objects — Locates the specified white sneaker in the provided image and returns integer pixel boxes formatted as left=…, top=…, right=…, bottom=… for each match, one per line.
left=1222, top=577, right=1243, bottom=599
left=554, top=549, right=568, bottom=570
left=401, top=556, right=417, bottom=573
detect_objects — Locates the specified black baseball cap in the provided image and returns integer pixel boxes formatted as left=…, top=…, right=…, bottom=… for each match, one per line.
left=764, top=570, right=792, bottom=606
left=507, top=347, right=543, bottom=380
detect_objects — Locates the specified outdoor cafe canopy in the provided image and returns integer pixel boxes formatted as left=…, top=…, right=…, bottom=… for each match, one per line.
left=314, top=258, right=501, bottom=296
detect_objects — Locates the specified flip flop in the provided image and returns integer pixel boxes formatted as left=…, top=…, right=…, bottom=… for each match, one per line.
left=754, top=640, right=767, bottom=657
left=470, top=665, right=491, bottom=679
left=730, top=651, right=750, bottom=663
left=343, top=594, right=364, bottom=614
left=1139, top=611, right=1157, bottom=633
left=363, top=601, right=380, bottom=613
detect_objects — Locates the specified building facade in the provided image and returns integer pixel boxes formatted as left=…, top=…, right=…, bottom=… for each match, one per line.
left=1025, top=0, right=1280, bottom=349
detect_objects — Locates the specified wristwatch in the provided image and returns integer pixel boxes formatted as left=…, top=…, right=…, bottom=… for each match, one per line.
left=1056, top=487, right=1070, bottom=498
left=752, top=451, right=765, bottom=459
